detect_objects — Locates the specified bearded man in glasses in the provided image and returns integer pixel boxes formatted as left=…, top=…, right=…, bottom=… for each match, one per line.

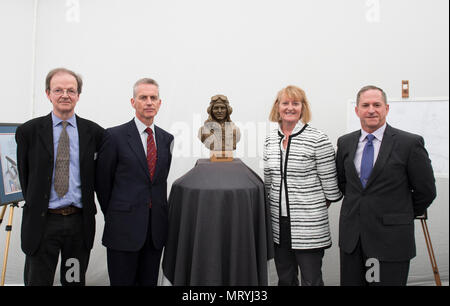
left=15, top=67, right=104, bottom=286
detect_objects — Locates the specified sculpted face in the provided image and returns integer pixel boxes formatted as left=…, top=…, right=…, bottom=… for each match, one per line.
left=212, top=102, right=227, bottom=121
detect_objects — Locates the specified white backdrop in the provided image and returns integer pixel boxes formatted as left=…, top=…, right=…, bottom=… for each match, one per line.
left=0, top=0, right=448, bottom=286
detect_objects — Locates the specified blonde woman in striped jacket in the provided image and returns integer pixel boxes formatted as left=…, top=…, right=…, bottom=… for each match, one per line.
left=263, top=85, right=342, bottom=286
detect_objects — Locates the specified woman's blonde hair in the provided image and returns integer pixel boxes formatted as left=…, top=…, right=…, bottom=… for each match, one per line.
left=269, top=85, right=312, bottom=124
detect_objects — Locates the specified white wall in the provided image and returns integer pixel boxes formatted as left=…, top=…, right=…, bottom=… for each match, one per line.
left=0, top=0, right=35, bottom=122
left=0, top=0, right=448, bottom=285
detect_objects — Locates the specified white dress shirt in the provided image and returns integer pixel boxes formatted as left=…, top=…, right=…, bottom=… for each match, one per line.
left=354, top=123, right=387, bottom=178
left=134, top=117, right=157, bottom=155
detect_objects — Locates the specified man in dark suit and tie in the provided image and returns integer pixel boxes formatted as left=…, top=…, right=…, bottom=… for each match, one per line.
left=336, top=85, right=436, bottom=286
left=15, top=68, right=104, bottom=285
left=95, top=78, right=174, bottom=286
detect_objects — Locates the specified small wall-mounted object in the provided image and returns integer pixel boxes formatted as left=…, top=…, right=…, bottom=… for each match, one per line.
left=402, top=80, right=409, bottom=98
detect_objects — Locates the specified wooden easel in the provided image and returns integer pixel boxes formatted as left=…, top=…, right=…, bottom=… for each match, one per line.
left=416, top=211, right=442, bottom=286
left=420, top=218, right=442, bottom=286
left=0, top=202, right=19, bottom=286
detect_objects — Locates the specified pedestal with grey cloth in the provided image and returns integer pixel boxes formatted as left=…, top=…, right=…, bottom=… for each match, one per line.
left=162, top=159, right=274, bottom=285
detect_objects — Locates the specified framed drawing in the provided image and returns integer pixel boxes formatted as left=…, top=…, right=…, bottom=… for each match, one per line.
left=0, top=123, right=23, bottom=205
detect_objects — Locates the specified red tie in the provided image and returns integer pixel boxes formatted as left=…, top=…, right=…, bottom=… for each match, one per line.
left=145, top=127, right=157, bottom=180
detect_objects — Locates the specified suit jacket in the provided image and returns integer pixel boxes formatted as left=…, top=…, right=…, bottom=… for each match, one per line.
left=95, top=119, right=173, bottom=251
left=15, top=113, right=105, bottom=255
left=336, top=124, right=436, bottom=262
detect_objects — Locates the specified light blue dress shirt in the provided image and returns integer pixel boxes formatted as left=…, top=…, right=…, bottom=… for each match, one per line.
left=49, top=112, right=82, bottom=209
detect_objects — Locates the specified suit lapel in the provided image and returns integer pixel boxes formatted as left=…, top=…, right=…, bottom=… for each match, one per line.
left=38, top=113, right=54, bottom=158
left=127, top=120, right=151, bottom=182
left=348, top=130, right=361, bottom=184
left=76, top=116, right=92, bottom=164
left=365, top=124, right=396, bottom=188
left=153, top=126, right=164, bottom=182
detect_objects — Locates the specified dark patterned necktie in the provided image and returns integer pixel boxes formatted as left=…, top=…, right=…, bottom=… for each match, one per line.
left=54, top=121, right=70, bottom=198
left=360, top=134, right=375, bottom=188
left=145, top=127, right=157, bottom=180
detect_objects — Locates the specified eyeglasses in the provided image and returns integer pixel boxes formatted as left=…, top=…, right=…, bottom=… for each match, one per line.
left=51, top=88, right=78, bottom=97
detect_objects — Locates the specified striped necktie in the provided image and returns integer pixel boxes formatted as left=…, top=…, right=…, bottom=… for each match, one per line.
left=145, top=127, right=157, bottom=180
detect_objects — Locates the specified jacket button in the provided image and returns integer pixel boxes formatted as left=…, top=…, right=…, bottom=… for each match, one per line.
left=41, top=211, right=46, bottom=217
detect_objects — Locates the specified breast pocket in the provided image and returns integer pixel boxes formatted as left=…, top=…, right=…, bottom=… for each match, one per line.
left=296, top=153, right=316, bottom=172
left=386, top=149, right=407, bottom=170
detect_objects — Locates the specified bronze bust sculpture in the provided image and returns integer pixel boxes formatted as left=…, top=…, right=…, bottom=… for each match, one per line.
left=198, top=94, right=241, bottom=161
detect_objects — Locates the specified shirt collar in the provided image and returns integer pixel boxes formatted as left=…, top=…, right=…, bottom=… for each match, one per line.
left=52, top=112, right=77, bottom=128
left=360, top=123, right=386, bottom=142
left=134, top=117, right=155, bottom=135
left=278, top=121, right=305, bottom=137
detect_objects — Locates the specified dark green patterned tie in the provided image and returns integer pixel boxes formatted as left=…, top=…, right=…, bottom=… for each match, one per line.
left=54, top=121, right=70, bottom=198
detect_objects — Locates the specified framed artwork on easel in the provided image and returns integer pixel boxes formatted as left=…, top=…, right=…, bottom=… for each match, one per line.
left=0, top=123, right=23, bottom=206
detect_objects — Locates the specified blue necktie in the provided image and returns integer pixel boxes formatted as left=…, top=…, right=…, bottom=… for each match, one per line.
left=360, top=134, right=375, bottom=188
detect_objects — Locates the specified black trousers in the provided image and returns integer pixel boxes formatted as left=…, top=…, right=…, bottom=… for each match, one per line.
left=106, top=210, right=162, bottom=286
left=24, top=213, right=90, bottom=286
left=340, top=239, right=410, bottom=286
left=274, top=217, right=325, bottom=286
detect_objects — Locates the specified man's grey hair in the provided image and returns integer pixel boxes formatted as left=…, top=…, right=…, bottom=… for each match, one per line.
left=357, top=85, right=387, bottom=105
left=133, top=78, right=159, bottom=98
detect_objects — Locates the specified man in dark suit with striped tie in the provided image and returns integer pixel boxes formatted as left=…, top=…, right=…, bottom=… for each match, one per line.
left=336, top=85, right=436, bottom=286
left=95, top=78, right=174, bottom=286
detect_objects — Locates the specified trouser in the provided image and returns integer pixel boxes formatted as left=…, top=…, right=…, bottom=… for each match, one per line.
left=106, top=209, right=162, bottom=286
left=340, top=239, right=410, bottom=286
left=274, top=216, right=325, bottom=286
left=24, top=213, right=90, bottom=286
left=107, top=244, right=162, bottom=286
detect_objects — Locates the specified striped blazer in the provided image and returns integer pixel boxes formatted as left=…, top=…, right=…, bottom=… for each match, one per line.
left=263, top=124, right=342, bottom=249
